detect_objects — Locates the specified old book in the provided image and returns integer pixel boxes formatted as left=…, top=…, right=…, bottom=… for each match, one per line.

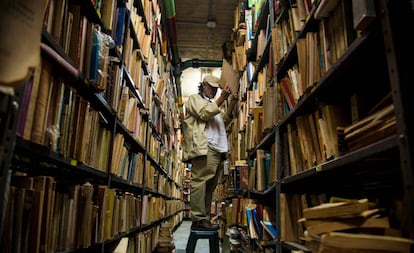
left=62, top=9, right=73, bottom=55
left=320, top=102, right=350, bottom=158
left=59, top=86, right=73, bottom=156
left=246, top=204, right=259, bottom=239
left=113, top=237, right=129, bottom=253
left=296, top=114, right=316, bottom=168
left=31, top=59, right=52, bottom=145
left=105, top=188, right=116, bottom=240
left=22, top=65, right=42, bottom=140
left=66, top=93, right=80, bottom=158
left=39, top=176, right=55, bottom=253
left=286, top=123, right=298, bottom=175
left=280, top=193, right=300, bottom=242
left=67, top=3, right=83, bottom=67
left=101, top=0, right=116, bottom=30
left=21, top=188, right=35, bottom=253
left=304, top=209, right=390, bottom=235
left=1, top=186, right=15, bottom=252
left=83, top=21, right=94, bottom=80
left=220, top=58, right=240, bottom=96
left=308, top=112, right=323, bottom=164
left=77, top=183, right=94, bottom=248
left=255, top=149, right=267, bottom=192
left=252, top=106, right=264, bottom=145
left=279, top=77, right=297, bottom=111
left=44, top=77, right=65, bottom=151
left=239, top=164, right=249, bottom=191
left=260, top=220, right=277, bottom=240
left=262, top=85, right=276, bottom=132
left=96, top=185, right=109, bottom=243
left=303, top=199, right=370, bottom=220
left=16, top=73, right=34, bottom=136
left=78, top=16, right=88, bottom=74
left=11, top=187, right=27, bottom=253
left=51, top=0, right=67, bottom=45
left=79, top=101, right=92, bottom=163
left=114, top=7, right=127, bottom=46
left=252, top=207, right=263, bottom=240
left=344, top=104, right=394, bottom=142
left=320, top=232, right=414, bottom=252
left=315, top=107, right=335, bottom=161
left=43, top=0, right=55, bottom=33
left=296, top=37, right=308, bottom=92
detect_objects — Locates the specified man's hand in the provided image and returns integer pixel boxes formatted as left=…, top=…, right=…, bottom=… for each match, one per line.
left=216, top=83, right=232, bottom=106
left=220, top=84, right=232, bottom=99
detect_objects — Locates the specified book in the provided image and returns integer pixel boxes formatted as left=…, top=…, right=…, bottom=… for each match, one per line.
left=320, top=232, right=414, bottom=252
left=220, top=58, right=240, bottom=96
left=114, top=7, right=126, bottom=46
left=16, top=74, right=35, bottom=136
left=279, top=77, right=297, bottom=111
left=304, top=209, right=390, bottom=235
left=67, top=3, right=82, bottom=67
left=251, top=207, right=263, bottom=240
left=22, top=65, right=41, bottom=140
left=113, top=237, right=129, bottom=253
left=245, top=204, right=258, bottom=239
left=30, top=58, right=52, bottom=145
left=303, top=198, right=370, bottom=220
left=260, top=220, right=277, bottom=240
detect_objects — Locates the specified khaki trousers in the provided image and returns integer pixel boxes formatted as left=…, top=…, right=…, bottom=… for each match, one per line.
left=190, top=147, right=222, bottom=221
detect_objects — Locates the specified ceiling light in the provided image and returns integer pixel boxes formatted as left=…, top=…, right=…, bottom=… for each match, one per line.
left=207, top=21, right=216, bottom=28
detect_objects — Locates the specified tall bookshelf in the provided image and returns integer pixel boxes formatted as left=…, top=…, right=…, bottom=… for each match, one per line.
left=224, top=0, right=414, bottom=252
left=0, top=0, right=185, bottom=252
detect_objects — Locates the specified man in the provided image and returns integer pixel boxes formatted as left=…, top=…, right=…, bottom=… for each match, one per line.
left=182, top=74, right=238, bottom=230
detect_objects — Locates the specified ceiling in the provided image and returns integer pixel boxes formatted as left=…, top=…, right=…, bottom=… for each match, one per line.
left=169, top=0, right=241, bottom=62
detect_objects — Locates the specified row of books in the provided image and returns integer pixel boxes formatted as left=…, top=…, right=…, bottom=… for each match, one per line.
left=226, top=197, right=277, bottom=241
left=113, top=217, right=181, bottom=253
left=278, top=192, right=414, bottom=252
left=4, top=1, right=186, bottom=253
left=1, top=174, right=185, bottom=253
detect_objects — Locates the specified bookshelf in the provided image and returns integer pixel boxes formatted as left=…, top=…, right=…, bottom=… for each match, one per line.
left=223, top=0, right=414, bottom=252
left=0, top=0, right=185, bottom=252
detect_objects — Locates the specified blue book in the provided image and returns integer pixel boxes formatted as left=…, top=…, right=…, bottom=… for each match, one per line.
left=251, top=208, right=263, bottom=240
left=114, top=7, right=126, bottom=46
left=260, top=220, right=277, bottom=240
left=89, top=29, right=100, bottom=80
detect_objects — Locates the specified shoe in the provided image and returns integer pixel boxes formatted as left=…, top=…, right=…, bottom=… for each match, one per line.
left=191, top=220, right=219, bottom=231
left=226, top=227, right=241, bottom=239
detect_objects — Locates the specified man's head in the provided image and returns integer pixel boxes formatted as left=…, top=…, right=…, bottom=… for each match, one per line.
left=201, top=75, right=221, bottom=98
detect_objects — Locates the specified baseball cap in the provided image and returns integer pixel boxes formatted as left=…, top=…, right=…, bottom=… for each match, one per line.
left=203, top=75, right=221, bottom=88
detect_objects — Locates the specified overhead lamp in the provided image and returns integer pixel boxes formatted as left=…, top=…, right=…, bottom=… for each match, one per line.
left=207, top=20, right=216, bottom=28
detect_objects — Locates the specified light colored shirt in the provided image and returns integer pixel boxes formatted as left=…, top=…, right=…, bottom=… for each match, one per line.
left=205, top=112, right=228, bottom=153
left=200, top=93, right=228, bottom=153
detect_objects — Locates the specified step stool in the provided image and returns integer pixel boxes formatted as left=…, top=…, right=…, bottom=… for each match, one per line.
left=186, top=229, right=220, bottom=253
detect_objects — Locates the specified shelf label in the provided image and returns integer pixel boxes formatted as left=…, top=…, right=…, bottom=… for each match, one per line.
left=70, top=159, right=78, bottom=166
left=316, top=165, right=322, bottom=172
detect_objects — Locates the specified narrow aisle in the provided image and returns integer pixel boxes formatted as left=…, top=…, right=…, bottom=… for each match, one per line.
left=173, top=220, right=222, bottom=253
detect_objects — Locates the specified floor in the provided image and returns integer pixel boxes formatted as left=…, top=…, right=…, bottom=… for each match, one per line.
left=173, top=219, right=222, bottom=253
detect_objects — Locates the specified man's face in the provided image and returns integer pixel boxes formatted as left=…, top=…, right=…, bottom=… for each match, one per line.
left=203, top=82, right=218, bottom=99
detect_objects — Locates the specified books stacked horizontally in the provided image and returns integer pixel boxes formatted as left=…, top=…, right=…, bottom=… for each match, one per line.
left=156, top=222, right=175, bottom=253
left=300, top=198, right=414, bottom=252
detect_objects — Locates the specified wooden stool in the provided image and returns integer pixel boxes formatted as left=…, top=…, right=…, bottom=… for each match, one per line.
left=186, top=229, right=220, bottom=253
